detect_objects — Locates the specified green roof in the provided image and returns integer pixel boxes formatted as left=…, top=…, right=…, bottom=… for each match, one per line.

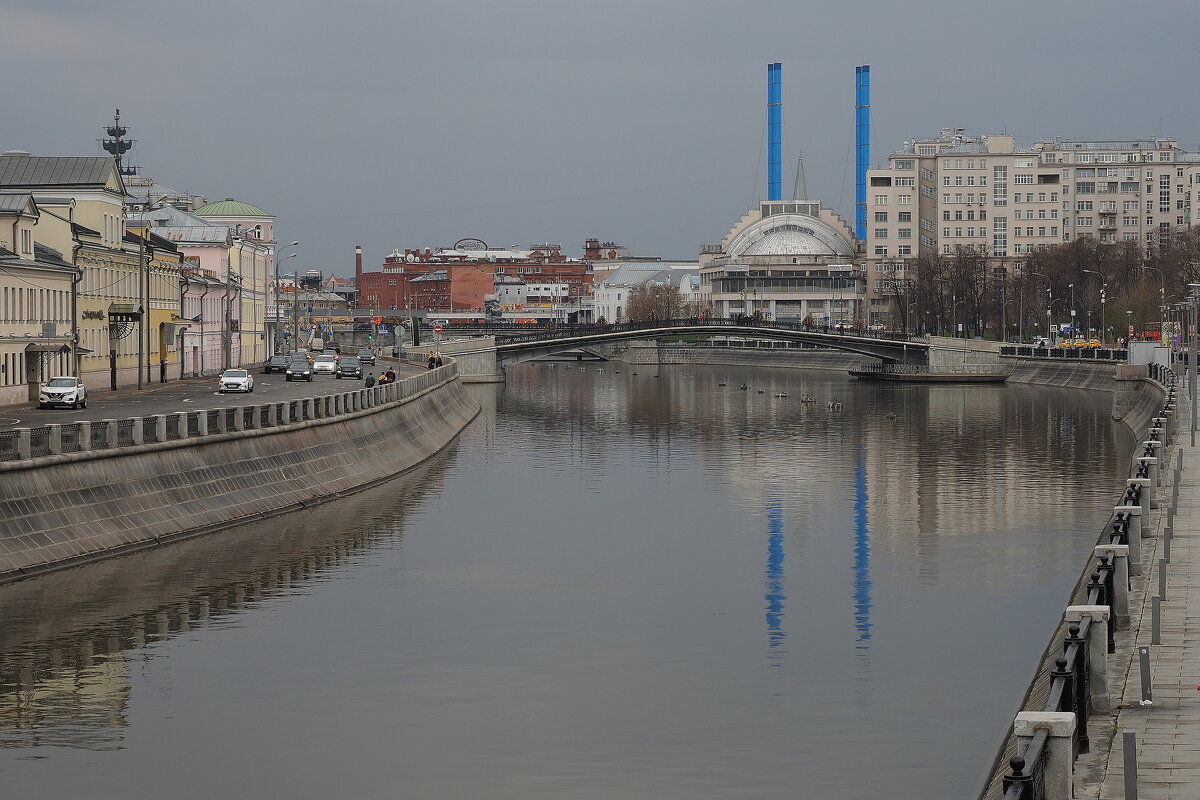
left=193, top=198, right=272, bottom=218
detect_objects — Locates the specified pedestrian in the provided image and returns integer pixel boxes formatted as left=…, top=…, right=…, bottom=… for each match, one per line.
left=365, top=372, right=376, bottom=388
left=385, top=367, right=397, bottom=383
left=435, top=353, right=444, bottom=368
left=427, top=351, right=436, bottom=370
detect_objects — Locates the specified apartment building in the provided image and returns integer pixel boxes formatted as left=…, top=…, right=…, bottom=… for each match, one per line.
left=862, top=130, right=1197, bottom=327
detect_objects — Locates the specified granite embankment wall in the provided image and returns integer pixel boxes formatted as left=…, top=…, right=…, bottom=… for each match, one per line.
left=597, top=341, right=874, bottom=371
left=0, top=370, right=480, bottom=584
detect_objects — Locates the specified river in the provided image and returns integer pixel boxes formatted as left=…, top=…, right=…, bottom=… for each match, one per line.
left=0, top=362, right=1131, bottom=799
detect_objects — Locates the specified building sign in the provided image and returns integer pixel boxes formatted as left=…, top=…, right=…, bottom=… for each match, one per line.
left=82, top=310, right=106, bottom=320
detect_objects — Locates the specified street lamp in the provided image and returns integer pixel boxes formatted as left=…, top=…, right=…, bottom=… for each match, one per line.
left=1138, top=265, right=1167, bottom=341
left=1082, top=269, right=1105, bottom=344
left=936, top=278, right=955, bottom=338
left=273, top=242, right=300, bottom=353
left=1032, top=272, right=1052, bottom=343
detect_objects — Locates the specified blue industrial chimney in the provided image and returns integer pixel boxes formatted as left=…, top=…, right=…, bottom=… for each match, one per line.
left=768, top=62, right=782, bottom=201
left=854, top=65, right=871, bottom=240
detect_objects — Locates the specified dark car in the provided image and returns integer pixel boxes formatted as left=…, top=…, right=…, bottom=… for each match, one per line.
left=285, top=359, right=314, bottom=382
left=264, top=354, right=291, bottom=374
left=356, top=348, right=376, bottom=366
left=336, top=356, right=363, bottom=379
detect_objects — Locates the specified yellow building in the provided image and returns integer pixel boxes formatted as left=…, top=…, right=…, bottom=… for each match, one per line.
left=0, top=153, right=151, bottom=390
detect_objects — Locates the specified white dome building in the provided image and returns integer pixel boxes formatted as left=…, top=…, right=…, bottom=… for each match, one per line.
left=699, top=159, right=865, bottom=325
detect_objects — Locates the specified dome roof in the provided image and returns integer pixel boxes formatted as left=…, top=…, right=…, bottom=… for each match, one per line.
left=726, top=214, right=853, bottom=259
left=193, top=198, right=272, bottom=218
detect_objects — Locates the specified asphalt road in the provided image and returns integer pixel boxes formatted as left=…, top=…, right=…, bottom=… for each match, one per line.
left=0, top=359, right=419, bottom=430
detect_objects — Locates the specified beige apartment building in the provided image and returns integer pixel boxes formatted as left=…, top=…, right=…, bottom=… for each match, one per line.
left=863, top=130, right=1198, bottom=328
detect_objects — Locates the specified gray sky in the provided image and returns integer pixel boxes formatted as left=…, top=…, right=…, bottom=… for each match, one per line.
left=2, top=0, right=1198, bottom=276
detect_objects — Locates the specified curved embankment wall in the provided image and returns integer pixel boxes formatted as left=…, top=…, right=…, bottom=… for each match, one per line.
left=0, top=374, right=480, bottom=584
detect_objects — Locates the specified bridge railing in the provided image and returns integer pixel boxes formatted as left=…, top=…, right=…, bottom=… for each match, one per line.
left=1000, top=345, right=1128, bottom=361
left=0, top=361, right=460, bottom=466
left=494, top=318, right=926, bottom=345
left=981, top=368, right=1175, bottom=800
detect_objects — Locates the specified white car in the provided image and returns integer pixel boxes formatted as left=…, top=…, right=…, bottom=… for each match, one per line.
left=39, top=376, right=87, bottom=409
left=312, top=355, right=338, bottom=375
left=218, top=369, right=254, bottom=393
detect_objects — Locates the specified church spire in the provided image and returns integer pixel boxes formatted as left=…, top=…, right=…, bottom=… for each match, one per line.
left=791, top=153, right=808, bottom=202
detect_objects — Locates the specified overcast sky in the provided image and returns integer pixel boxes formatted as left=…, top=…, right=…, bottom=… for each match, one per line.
left=2, top=0, right=1198, bottom=276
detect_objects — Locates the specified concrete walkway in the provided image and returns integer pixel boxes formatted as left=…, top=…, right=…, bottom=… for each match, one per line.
left=1083, top=416, right=1200, bottom=798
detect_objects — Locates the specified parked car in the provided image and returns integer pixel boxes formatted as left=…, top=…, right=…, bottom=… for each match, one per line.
left=357, top=347, right=376, bottom=366
left=218, top=368, right=254, bottom=393
left=285, top=359, right=314, bottom=381
left=39, top=376, right=87, bottom=409
left=312, top=354, right=338, bottom=375
left=336, top=356, right=363, bottom=379
left=264, top=354, right=291, bottom=373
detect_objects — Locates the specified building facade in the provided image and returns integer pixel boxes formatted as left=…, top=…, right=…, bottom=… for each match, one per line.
left=863, top=130, right=1199, bottom=327
left=700, top=197, right=863, bottom=325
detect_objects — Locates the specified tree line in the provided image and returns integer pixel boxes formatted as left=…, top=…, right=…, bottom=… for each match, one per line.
left=883, top=228, right=1200, bottom=341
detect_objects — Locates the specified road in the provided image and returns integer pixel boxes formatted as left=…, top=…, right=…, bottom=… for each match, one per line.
left=0, top=358, right=421, bottom=430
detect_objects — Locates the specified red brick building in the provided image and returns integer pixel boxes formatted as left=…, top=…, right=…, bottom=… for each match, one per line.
left=353, top=241, right=592, bottom=312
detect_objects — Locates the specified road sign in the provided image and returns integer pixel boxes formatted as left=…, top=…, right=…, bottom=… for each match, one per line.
left=434, top=325, right=443, bottom=334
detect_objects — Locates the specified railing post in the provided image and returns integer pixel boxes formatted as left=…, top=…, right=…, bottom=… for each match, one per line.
left=46, top=424, right=62, bottom=455
left=130, top=417, right=144, bottom=445
left=265, top=403, right=277, bottom=426
left=16, top=429, right=30, bottom=459
left=1136, top=458, right=1159, bottom=507
left=232, top=406, right=245, bottom=432
left=1095, top=544, right=1130, bottom=628
left=1013, top=712, right=1076, bottom=800
left=102, top=420, right=117, bottom=449
left=78, top=420, right=92, bottom=450
left=195, top=411, right=208, bottom=437
left=1115, top=508, right=1143, bottom=576
left=1066, top=605, right=1113, bottom=711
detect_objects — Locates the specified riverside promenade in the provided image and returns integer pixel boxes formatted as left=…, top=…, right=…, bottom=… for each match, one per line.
left=1078, top=396, right=1200, bottom=798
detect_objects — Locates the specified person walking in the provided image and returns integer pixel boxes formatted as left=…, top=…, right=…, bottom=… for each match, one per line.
left=427, top=351, right=436, bottom=370
left=434, top=353, right=444, bottom=368
left=365, top=372, right=376, bottom=388
left=384, top=367, right=397, bottom=384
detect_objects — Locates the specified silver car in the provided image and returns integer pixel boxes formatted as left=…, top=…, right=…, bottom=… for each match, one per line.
left=218, top=368, right=254, bottom=393
left=312, top=355, right=338, bottom=375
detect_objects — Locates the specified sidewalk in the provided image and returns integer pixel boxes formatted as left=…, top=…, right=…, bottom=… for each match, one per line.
left=1085, top=409, right=1200, bottom=797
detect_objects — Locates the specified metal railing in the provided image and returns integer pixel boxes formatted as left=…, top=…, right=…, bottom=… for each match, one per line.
left=0, top=361, right=459, bottom=464
left=987, top=366, right=1175, bottom=799
left=1000, top=345, right=1128, bottom=361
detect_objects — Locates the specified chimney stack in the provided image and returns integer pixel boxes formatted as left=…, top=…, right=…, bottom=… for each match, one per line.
left=355, top=245, right=363, bottom=285
left=767, top=62, right=782, bottom=202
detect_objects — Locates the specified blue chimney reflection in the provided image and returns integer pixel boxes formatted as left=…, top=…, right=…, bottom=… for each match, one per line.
left=853, top=454, right=872, bottom=649
left=764, top=499, right=786, bottom=655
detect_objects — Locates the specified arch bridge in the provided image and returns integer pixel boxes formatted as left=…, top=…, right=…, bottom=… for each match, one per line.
left=447, top=319, right=932, bottom=370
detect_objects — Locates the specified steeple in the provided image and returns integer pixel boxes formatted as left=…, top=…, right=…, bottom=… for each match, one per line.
left=791, top=154, right=808, bottom=202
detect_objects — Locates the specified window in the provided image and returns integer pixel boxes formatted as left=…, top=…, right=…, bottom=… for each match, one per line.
left=874, top=228, right=888, bottom=238
left=943, top=211, right=951, bottom=221
left=895, top=177, right=915, bottom=187
left=898, top=228, right=912, bottom=239
left=1077, top=200, right=1093, bottom=211
left=992, top=217, right=1008, bottom=256
left=943, top=176, right=951, bottom=186
left=955, top=175, right=963, bottom=186
left=874, top=246, right=888, bottom=256
left=874, top=212, right=888, bottom=222
left=1014, top=174, right=1034, bottom=184
left=993, top=166, right=1007, bottom=206
left=874, top=195, right=888, bottom=205
left=898, top=212, right=912, bottom=222
left=954, top=227, right=962, bottom=237
left=898, top=194, right=912, bottom=205
left=1015, top=157, right=1036, bottom=168
left=955, top=210, right=964, bottom=220
left=920, top=168, right=934, bottom=181
left=898, top=245, right=912, bottom=256
left=942, top=227, right=951, bottom=237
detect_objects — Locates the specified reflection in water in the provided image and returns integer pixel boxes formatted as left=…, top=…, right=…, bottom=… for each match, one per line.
left=852, top=450, right=872, bottom=652
left=0, top=449, right=452, bottom=751
left=0, top=364, right=1136, bottom=800
left=763, top=497, right=786, bottom=659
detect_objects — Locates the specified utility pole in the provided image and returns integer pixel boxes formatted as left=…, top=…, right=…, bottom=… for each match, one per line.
left=137, top=228, right=145, bottom=389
